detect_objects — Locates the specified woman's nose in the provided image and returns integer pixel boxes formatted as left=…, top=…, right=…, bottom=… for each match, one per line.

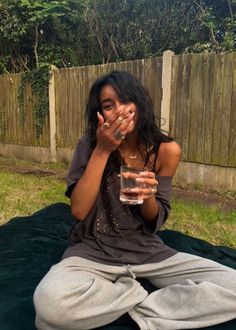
left=115, top=102, right=127, bottom=111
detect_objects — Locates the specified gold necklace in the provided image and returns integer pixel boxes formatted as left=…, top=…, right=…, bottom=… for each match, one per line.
left=118, top=148, right=140, bottom=167
left=119, top=143, right=154, bottom=168
left=128, top=153, right=137, bottom=159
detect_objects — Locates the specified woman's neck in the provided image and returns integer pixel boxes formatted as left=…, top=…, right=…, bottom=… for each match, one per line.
left=122, top=131, right=140, bottom=151
left=119, top=132, right=147, bottom=168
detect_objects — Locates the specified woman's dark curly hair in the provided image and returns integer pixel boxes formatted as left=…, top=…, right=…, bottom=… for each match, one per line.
left=85, top=70, right=172, bottom=173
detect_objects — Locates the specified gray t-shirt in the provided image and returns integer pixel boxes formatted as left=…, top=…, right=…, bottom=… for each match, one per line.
left=62, top=134, right=177, bottom=265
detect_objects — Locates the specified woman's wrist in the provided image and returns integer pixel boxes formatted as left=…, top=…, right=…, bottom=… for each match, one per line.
left=93, top=146, right=111, bottom=159
left=140, top=196, right=159, bottom=223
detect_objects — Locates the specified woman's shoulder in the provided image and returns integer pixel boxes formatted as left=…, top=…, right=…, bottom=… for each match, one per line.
left=159, top=140, right=181, bottom=157
left=156, top=141, right=181, bottom=176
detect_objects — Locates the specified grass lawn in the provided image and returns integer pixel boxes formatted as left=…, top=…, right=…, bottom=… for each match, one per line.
left=0, top=170, right=235, bottom=248
left=166, top=200, right=236, bottom=248
left=0, top=171, right=68, bottom=224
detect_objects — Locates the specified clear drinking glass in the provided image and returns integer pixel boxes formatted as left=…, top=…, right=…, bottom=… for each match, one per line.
left=119, top=165, right=146, bottom=205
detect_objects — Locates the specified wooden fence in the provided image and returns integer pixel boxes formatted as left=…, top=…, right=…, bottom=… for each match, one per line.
left=0, top=51, right=235, bottom=168
left=169, top=52, right=236, bottom=167
left=54, top=58, right=163, bottom=148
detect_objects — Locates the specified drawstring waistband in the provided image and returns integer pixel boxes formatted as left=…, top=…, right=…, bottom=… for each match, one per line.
left=124, top=264, right=136, bottom=279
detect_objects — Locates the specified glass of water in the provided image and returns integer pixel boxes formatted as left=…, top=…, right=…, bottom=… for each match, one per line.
left=119, top=165, right=146, bottom=205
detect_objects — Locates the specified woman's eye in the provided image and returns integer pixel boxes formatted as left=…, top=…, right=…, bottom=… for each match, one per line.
left=103, top=104, right=113, bottom=111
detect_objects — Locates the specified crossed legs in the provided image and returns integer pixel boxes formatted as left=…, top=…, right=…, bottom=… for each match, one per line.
left=34, top=254, right=236, bottom=330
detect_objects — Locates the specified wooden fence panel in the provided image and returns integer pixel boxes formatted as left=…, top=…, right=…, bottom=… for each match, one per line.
left=0, top=73, right=50, bottom=147
left=228, top=53, right=236, bottom=167
left=55, top=58, right=163, bottom=148
left=0, top=52, right=235, bottom=168
left=169, top=52, right=236, bottom=167
left=203, top=53, right=215, bottom=164
left=219, top=52, right=234, bottom=166
left=211, top=54, right=224, bottom=165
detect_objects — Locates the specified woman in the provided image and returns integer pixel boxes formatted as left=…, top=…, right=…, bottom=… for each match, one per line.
left=34, top=71, right=236, bottom=330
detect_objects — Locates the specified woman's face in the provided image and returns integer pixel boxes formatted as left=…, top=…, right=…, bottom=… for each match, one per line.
left=99, top=84, right=138, bottom=134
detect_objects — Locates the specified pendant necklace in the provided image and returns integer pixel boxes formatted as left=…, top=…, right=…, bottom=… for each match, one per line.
left=129, top=154, right=137, bottom=159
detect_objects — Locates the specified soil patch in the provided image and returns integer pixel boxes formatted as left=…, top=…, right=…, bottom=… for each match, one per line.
left=0, top=156, right=67, bottom=181
left=172, top=186, right=236, bottom=212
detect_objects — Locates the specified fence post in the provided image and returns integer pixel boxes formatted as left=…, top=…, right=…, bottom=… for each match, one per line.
left=161, top=50, right=174, bottom=134
left=49, top=65, right=58, bottom=162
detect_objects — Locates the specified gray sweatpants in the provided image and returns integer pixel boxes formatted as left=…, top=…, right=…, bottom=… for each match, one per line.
left=33, top=252, right=236, bottom=330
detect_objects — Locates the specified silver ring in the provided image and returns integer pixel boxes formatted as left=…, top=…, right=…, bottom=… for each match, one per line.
left=103, top=121, right=111, bottom=129
left=114, top=129, right=126, bottom=140
left=150, top=187, right=156, bottom=194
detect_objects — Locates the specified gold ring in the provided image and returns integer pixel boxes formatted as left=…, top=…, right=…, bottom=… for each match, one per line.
left=103, top=121, right=111, bottom=128
left=114, top=129, right=126, bottom=140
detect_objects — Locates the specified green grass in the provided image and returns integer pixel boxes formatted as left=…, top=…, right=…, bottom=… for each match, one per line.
left=0, top=170, right=235, bottom=248
left=0, top=171, right=68, bottom=224
left=166, top=200, right=236, bottom=248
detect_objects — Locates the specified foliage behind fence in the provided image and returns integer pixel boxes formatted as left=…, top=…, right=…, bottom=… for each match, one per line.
left=0, top=73, right=50, bottom=147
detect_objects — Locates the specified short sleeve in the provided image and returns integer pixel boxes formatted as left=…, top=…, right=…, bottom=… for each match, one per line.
left=153, top=176, right=173, bottom=232
left=65, top=134, right=92, bottom=198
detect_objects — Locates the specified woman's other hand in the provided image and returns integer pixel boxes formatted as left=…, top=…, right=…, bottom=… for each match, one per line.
left=135, top=171, right=158, bottom=200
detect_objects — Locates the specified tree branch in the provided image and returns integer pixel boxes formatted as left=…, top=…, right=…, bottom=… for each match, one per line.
left=227, top=0, right=234, bottom=21
left=34, top=23, right=39, bottom=69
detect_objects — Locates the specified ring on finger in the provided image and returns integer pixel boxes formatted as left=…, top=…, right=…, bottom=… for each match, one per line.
left=118, top=116, right=124, bottom=122
left=150, top=187, right=156, bottom=194
left=103, top=121, right=111, bottom=128
left=114, top=129, right=126, bottom=140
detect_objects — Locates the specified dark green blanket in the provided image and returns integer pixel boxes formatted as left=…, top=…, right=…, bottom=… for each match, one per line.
left=0, top=203, right=235, bottom=330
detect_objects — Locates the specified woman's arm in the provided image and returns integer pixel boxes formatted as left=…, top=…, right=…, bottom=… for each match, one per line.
left=70, top=107, right=135, bottom=220
left=139, top=141, right=181, bottom=225
left=70, top=147, right=110, bottom=220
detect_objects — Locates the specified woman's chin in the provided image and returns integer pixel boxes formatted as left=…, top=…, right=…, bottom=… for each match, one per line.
left=125, top=128, right=137, bottom=138
left=127, top=123, right=137, bottom=135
